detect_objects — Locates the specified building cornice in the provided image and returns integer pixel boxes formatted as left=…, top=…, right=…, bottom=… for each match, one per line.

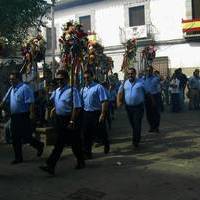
left=104, top=38, right=189, bottom=53
left=45, top=38, right=192, bottom=57
left=55, top=0, right=104, bottom=11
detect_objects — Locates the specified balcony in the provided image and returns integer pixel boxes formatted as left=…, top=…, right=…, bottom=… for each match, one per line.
left=119, top=24, right=154, bottom=45
left=182, top=19, right=200, bottom=40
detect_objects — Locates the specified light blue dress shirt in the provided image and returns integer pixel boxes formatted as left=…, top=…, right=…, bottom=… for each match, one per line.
left=81, top=82, right=108, bottom=111
left=51, top=85, right=82, bottom=116
left=118, top=79, right=145, bottom=106
left=110, top=89, right=117, bottom=101
left=144, top=75, right=160, bottom=94
left=9, top=83, right=34, bottom=114
left=137, top=76, right=145, bottom=84
left=189, top=76, right=200, bottom=89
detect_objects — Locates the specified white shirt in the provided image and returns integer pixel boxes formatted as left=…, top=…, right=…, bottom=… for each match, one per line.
left=170, top=78, right=180, bottom=94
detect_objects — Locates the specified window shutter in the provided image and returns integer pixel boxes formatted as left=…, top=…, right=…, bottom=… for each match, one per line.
left=79, top=15, right=91, bottom=32
left=129, top=6, right=145, bottom=27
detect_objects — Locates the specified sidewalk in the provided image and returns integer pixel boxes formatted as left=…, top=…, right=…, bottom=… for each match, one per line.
left=0, top=108, right=200, bottom=200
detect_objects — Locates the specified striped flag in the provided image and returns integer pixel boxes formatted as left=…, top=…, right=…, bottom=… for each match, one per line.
left=182, top=19, right=200, bottom=33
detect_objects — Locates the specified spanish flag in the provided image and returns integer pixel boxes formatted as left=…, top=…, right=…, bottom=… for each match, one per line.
left=182, top=19, right=200, bottom=33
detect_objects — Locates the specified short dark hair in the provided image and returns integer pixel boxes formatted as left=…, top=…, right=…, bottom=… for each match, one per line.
left=56, top=69, right=69, bottom=80
left=128, top=67, right=136, bottom=73
left=10, top=71, right=22, bottom=81
left=84, top=70, right=94, bottom=77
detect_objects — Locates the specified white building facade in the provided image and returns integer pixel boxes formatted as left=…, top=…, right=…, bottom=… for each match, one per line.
left=44, top=0, right=200, bottom=78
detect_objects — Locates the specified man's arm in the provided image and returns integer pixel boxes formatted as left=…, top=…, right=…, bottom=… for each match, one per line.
left=99, top=100, right=109, bottom=123
left=117, top=91, right=124, bottom=108
left=29, top=103, right=35, bottom=120
left=0, top=87, right=12, bottom=109
left=70, top=107, right=82, bottom=122
left=0, top=101, right=4, bottom=110
left=68, top=107, right=82, bottom=129
left=117, top=83, right=124, bottom=108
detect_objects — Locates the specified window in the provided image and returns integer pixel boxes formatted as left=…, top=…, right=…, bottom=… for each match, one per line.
left=129, top=6, right=145, bottom=27
left=46, top=27, right=57, bottom=50
left=79, top=15, right=91, bottom=32
left=192, top=0, right=200, bottom=19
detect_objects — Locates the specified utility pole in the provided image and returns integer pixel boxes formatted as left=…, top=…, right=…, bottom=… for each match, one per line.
left=51, top=0, right=56, bottom=79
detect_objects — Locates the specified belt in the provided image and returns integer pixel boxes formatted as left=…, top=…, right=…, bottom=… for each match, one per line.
left=83, top=110, right=101, bottom=113
left=11, top=112, right=29, bottom=116
left=126, top=103, right=143, bottom=107
left=56, top=113, right=71, bottom=117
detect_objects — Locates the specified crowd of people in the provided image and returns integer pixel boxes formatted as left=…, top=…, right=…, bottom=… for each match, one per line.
left=0, top=66, right=199, bottom=175
left=0, top=69, right=120, bottom=175
left=159, top=68, right=200, bottom=112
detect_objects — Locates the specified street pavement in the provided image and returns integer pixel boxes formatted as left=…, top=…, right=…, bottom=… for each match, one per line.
left=0, top=107, right=200, bottom=200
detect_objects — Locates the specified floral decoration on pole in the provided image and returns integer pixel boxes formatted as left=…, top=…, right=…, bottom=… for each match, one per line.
left=58, top=20, right=113, bottom=87
left=21, top=32, right=46, bottom=74
left=141, top=43, right=156, bottom=68
left=121, top=37, right=137, bottom=73
left=59, top=21, right=88, bottom=86
left=20, top=31, right=46, bottom=92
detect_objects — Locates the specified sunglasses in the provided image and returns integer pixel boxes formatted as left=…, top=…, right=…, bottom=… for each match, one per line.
left=56, top=78, right=65, bottom=81
left=83, top=76, right=90, bottom=80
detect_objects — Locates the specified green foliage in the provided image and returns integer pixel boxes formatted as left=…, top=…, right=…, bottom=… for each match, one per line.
left=0, top=0, right=50, bottom=48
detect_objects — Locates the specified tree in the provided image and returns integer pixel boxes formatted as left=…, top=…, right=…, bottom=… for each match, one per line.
left=0, top=0, right=50, bottom=48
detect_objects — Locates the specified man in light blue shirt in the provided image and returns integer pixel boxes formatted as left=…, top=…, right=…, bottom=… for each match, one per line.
left=81, top=70, right=109, bottom=159
left=188, top=69, right=200, bottom=110
left=109, top=83, right=117, bottom=120
left=117, top=67, right=145, bottom=147
left=144, top=66, right=161, bottom=133
left=40, top=69, right=85, bottom=175
left=0, top=71, right=44, bottom=164
left=81, top=81, right=108, bottom=112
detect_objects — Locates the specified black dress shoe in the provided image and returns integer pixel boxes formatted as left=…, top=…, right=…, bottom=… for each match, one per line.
left=104, top=143, right=110, bottom=154
left=11, top=159, right=23, bottom=165
left=148, top=128, right=154, bottom=132
left=75, top=161, right=85, bottom=170
left=154, top=128, right=160, bottom=133
left=84, top=152, right=93, bottom=160
left=133, top=142, right=139, bottom=148
left=37, top=143, right=44, bottom=157
left=39, top=165, right=55, bottom=175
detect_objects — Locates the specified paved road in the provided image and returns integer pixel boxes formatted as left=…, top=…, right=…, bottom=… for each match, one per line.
left=0, top=108, right=200, bottom=200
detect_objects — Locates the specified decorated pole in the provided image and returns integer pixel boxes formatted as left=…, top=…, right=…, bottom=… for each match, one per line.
left=21, top=31, right=46, bottom=91
left=121, top=37, right=137, bottom=79
left=58, top=20, right=114, bottom=88
left=141, top=43, right=156, bottom=70
left=51, top=0, right=56, bottom=79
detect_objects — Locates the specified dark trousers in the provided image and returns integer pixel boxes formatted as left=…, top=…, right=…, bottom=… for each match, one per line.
left=10, top=113, right=43, bottom=161
left=47, top=115, right=84, bottom=168
left=125, top=103, right=144, bottom=145
left=171, top=93, right=180, bottom=112
left=110, top=101, right=115, bottom=117
left=82, top=111, right=109, bottom=155
left=145, top=93, right=161, bottom=130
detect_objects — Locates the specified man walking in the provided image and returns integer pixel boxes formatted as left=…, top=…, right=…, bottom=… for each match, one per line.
left=169, top=73, right=180, bottom=112
left=117, top=68, right=145, bottom=147
left=39, top=69, right=85, bottom=175
left=188, top=69, right=200, bottom=110
left=81, top=70, right=109, bottom=159
left=175, top=68, right=187, bottom=110
left=144, top=66, right=161, bottom=133
left=0, top=71, right=44, bottom=164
